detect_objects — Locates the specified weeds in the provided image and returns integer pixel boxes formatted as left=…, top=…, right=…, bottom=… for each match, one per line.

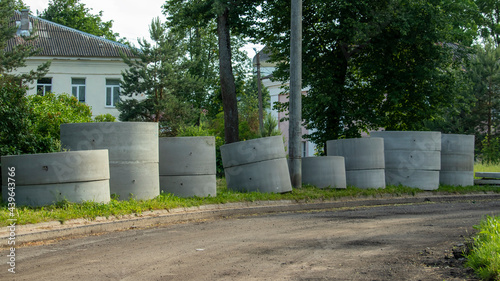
left=466, top=216, right=500, bottom=280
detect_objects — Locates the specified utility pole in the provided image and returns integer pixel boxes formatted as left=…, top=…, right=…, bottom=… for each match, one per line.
left=255, top=48, right=264, bottom=135
left=289, top=0, right=302, bottom=188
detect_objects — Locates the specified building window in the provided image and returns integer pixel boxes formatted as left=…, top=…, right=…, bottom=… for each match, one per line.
left=72, top=78, right=86, bottom=102
left=106, top=79, right=120, bottom=107
left=37, top=78, right=52, bottom=96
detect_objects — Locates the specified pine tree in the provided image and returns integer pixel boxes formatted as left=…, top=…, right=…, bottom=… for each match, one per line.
left=118, top=18, right=199, bottom=137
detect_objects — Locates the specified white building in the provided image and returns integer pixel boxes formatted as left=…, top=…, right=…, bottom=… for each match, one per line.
left=7, top=10, right=137, bottom=118
left=253, top=49, right=317, bottom=157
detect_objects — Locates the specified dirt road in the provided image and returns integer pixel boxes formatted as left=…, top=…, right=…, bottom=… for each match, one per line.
left=2, top=198, right=499, bottom=280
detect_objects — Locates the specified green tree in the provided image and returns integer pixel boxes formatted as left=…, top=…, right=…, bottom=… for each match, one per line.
left=238, top=74, right=271, bottom=140
left=0, top=83, right=60, bottom=156
left=13, top=0, right=28, bottom=10
left=39, top=0, right=121, bottom=42
left=476, top=0, right=500, bottom=46
left=1, top=0, right=50, bottom=84
left=118, top=17, right=199, bottom=137
left=257, top=0, right=477, bottom=151
left=184, top=23, right=220, bottom=125
left=0, top=0, right=55, bottom=157
left=164, top=0, right=264, bottom=143
left=469, top=45, right=500, bottom=149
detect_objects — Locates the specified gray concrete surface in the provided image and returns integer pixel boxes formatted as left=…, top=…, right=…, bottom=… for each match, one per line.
left=61, top=122, right=160, bottom=201
left=345, top=169, right=386, bottom=189
left=221, top=137, right=292, bottom=193
left=220, top=136, right=286, bottom=167
left=440, top=134, right=475, bottom=186
left=327, top=138, right=385, bottom=170
left=159, top=175, right=217, bottom=197
left=159, top=137, right=216, bottom=197
left=327, top=138, right=386, bottom=189
left=302, top=156, right=346, bottom=189
left=159, top=136, right=216, bottom=176
left=370, top=131, right=442, bottom=151
left=1, top=150, right=109, bottom=186
left=1, top=150, right=110, bottom=206
left=371, top=131, right=441, bottom=190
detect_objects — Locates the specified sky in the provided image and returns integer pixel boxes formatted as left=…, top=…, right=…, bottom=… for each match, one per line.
left=23, top=0, right=260, bottom=60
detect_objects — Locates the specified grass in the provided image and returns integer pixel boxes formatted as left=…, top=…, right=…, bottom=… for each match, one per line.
left=475, top=162, right=500, bottom=175
left=466, top=215, right=500, bottom=280
left=2, top=177, right=500, bottom=227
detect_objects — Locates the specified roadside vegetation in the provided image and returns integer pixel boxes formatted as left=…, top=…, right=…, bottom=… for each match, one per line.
left=475, top=162, right=500, bottom=174
left=466, top=215, right=500, bottom=280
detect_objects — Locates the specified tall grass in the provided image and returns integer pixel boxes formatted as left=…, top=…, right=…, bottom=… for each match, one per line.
left=466, top=216, right=500, bottom=280
left=475, top=163, right=500, bottom=173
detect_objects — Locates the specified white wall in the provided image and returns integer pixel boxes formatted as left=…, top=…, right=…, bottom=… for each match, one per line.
left=16, top=56, right=142, bottom=119
left=263, top=77, right=317, bottom=157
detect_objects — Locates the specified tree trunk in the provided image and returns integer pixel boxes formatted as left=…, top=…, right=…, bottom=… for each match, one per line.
left=217, top=8, right=239, bottom=143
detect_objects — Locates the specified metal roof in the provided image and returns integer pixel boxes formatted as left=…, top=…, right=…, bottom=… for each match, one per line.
left=6, top=11, right=135, bottom=58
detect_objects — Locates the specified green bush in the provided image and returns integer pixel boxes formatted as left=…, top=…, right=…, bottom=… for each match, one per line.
left=94, top=113, right=117, bottom=122
left=27, top=93, right=93, bottom=139
left=0, top=84, right=60, bottom=156
left=480, top=136, right=500, bottom=165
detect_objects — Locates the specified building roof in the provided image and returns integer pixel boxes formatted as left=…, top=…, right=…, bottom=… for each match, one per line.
left=6, top=10, right=135, bottom=58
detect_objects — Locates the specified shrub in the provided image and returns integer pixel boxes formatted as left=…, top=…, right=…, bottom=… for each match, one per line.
left=27, top=93, right=93, bottom=139
left=480, top=136, right=500, bottom=165
left=94, top=113, right=117, bottom=122
left=0, top=84, right=60, bottom=156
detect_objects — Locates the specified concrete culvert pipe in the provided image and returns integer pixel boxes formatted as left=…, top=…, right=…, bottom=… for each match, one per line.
left=221, top=136, right=292, bottom=193
left=159, top=136, right=216, bottom=197
left=370, top=131, right=441, bottom=190
left=60, top=122, right=159, bottom=201
left=1, top=150, right=110, bottom=207
left=440, top=134, right=475, bottom=186
left=327, top=138, right=386, bottom=189
left=301, top=156, right=346, bottom=189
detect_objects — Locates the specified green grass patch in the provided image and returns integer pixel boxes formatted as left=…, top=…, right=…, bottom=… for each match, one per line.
left=1, top=179, right=499, bottom=227
left=475, top=162, right=500, bottom=176
left=466, top=215, right=500, bottom=280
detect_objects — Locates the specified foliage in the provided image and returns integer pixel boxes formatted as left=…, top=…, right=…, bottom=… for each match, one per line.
left=93, top=113, right=116, bottom=122
left=27, top=93, right=93, bottom=139
left=117, top=94, right=197, bottom=137
left=118, top=17, right=200, bottom=137
left=0, top=0, right=51, bottom=84
left=470, top=45, right=500, bottom=148
left=0, top=0, right=55, bottom=157
left=476, top=0, right=500, bottom=46
left=481, top=136, right=500, bottom=165
left=39, top=0, right=121, bottom=42
left=256, top=0, right=477, bottom=150
left=0, top=83, right=60, bottom=156
left=163, top=0, right=265, bottom=143
left=466, top=215, right=500, bottom=280
left=13, top=0, right=28, bottom=10
left=261, top=113, right=282, bottom=138
left=183, top=22, right=220, bottom=125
